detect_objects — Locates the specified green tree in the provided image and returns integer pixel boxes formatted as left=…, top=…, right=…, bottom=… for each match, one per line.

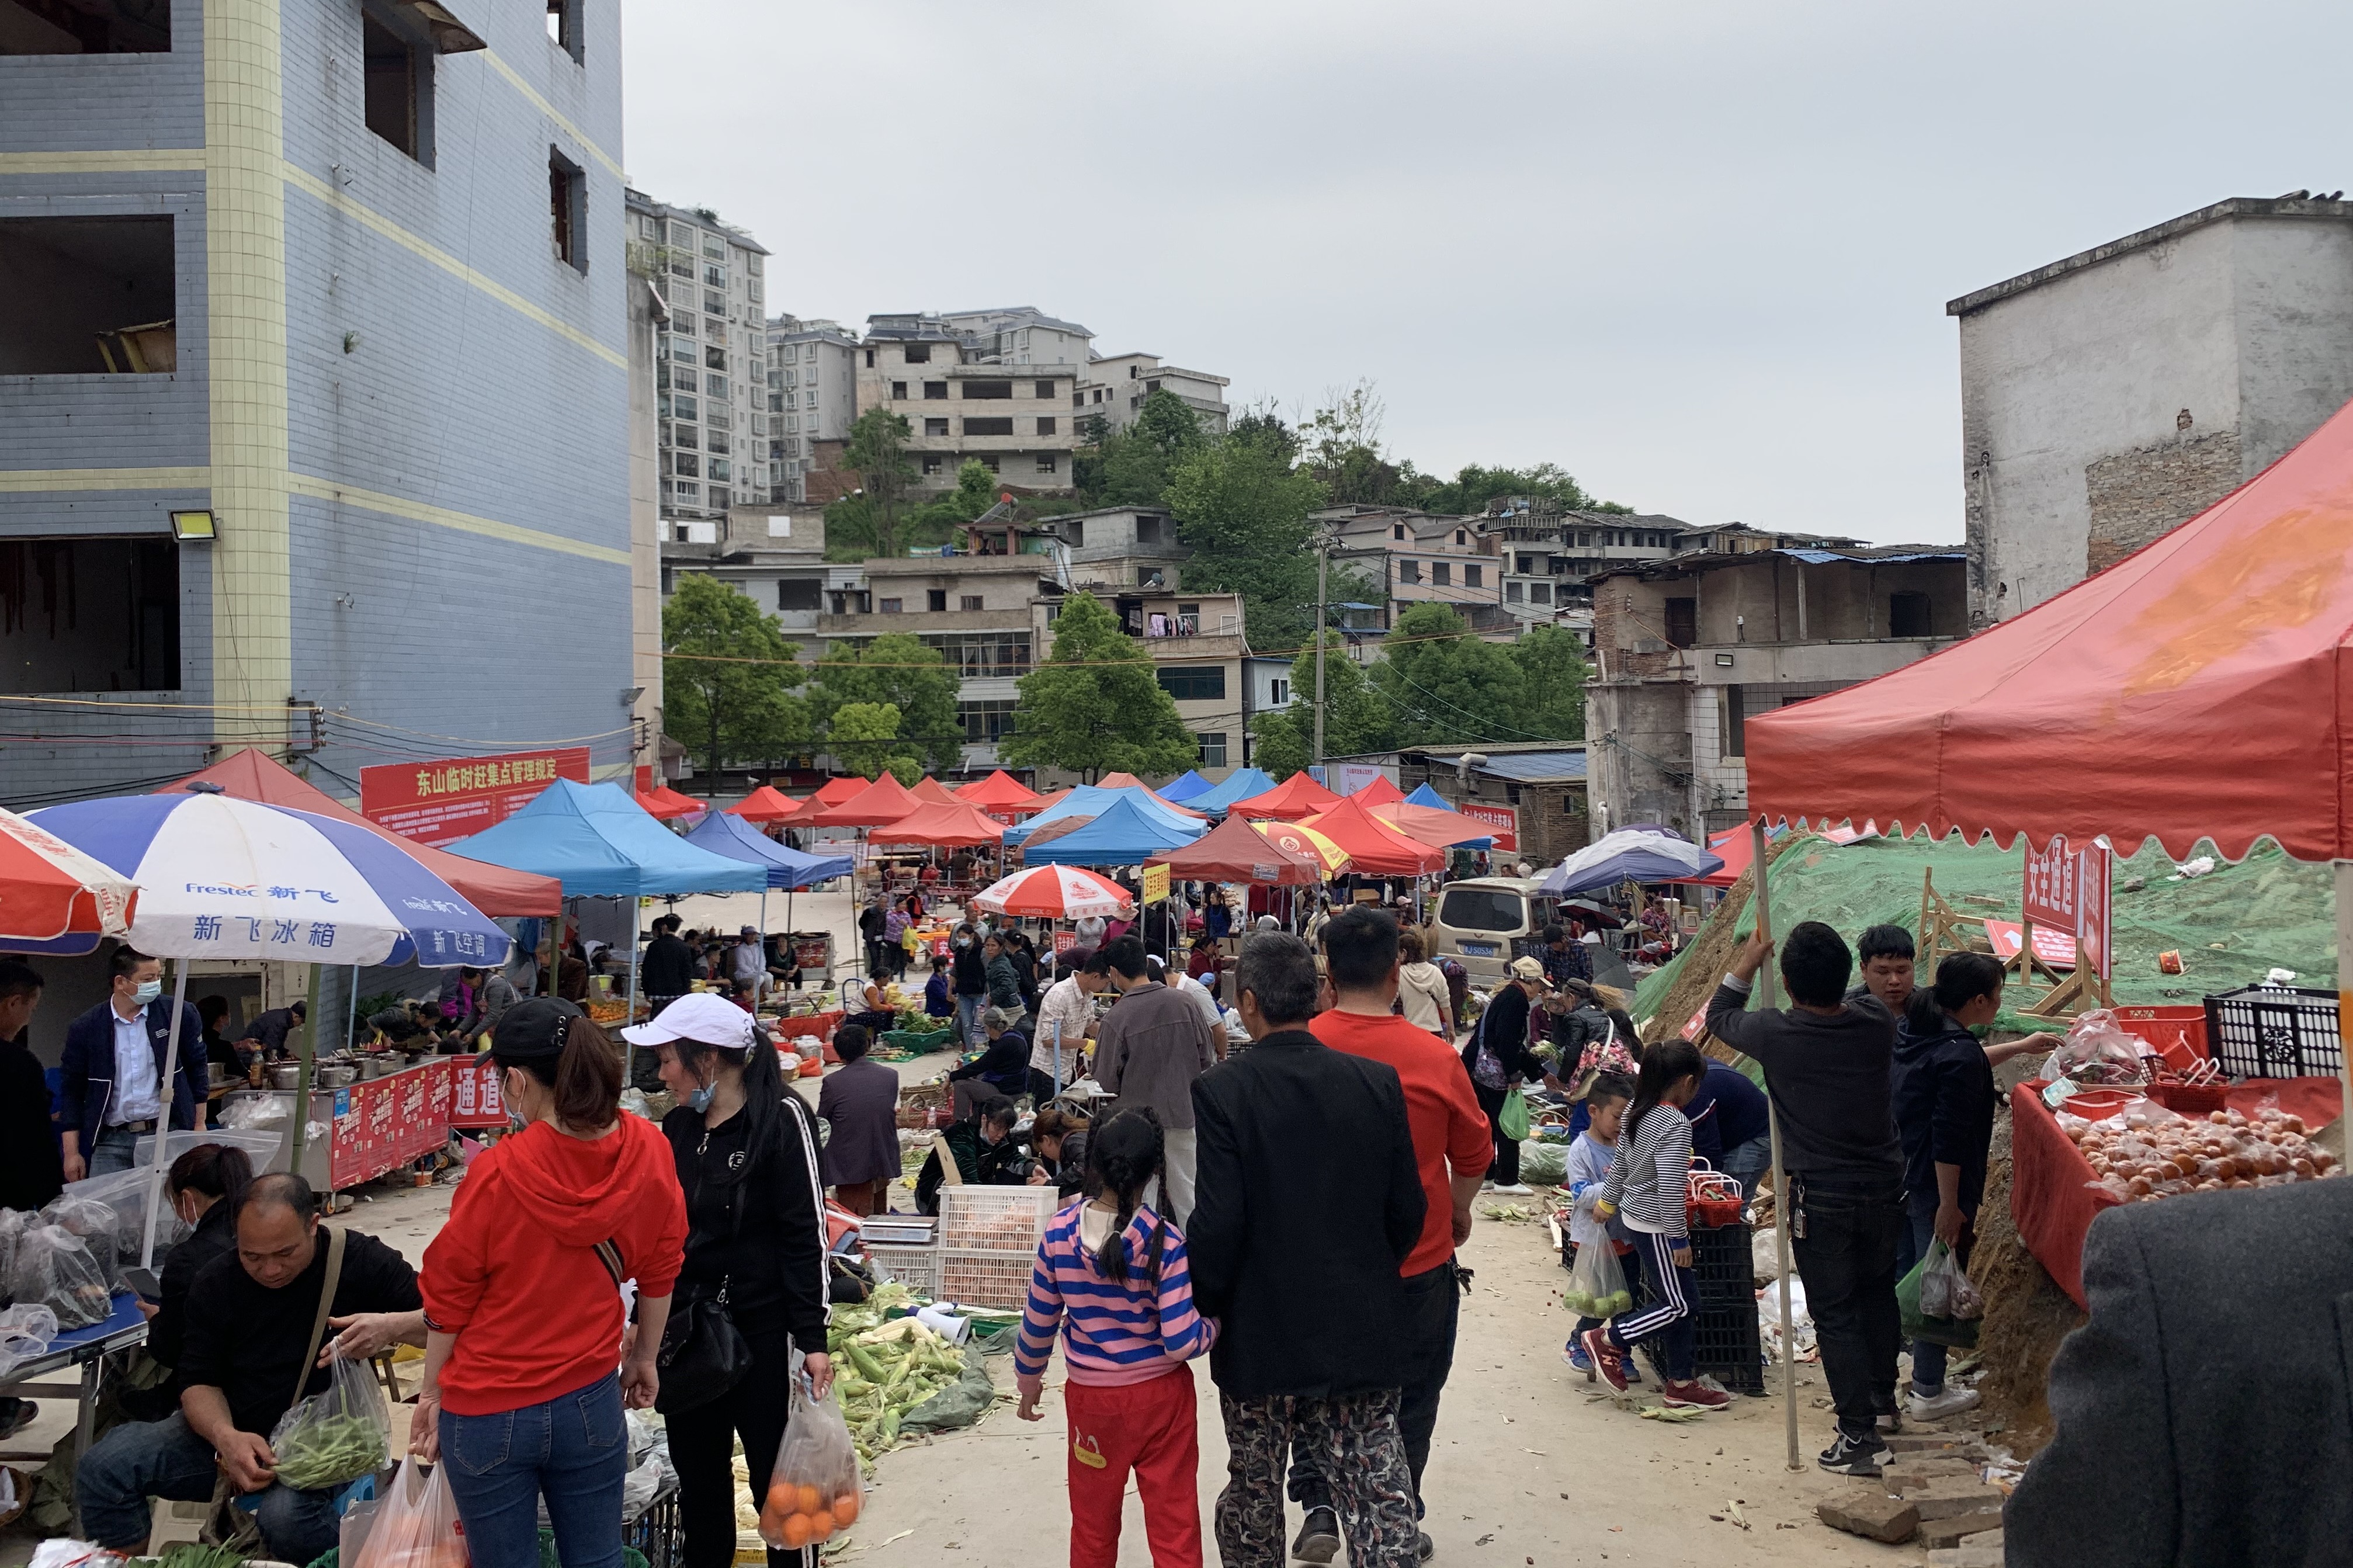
left=1003, top=592, right=1196, bottom=782
left=1509, top=623, right=1591, bottom=741
left=1075, top=389, right=1204, bottom=508
left=841, top=408, right=917, bottom=558
left=661, top=577, right=809, bottom=795
left=808, top=633, right=962, bottom=773
left=1162, top=436, right=1331, bottom=649
left=1369, top=602, right=1532, bottom=747
left=827, top=701, right=921, bottom=785
left=1246, top=630, right=1394, bottom=777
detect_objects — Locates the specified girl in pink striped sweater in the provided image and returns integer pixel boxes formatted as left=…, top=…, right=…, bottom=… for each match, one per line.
left=1015, top=1108, right=1218, bottom=1567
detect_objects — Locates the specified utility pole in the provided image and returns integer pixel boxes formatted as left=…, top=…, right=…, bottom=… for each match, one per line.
left=1312, top=536, right=1330, bottom=768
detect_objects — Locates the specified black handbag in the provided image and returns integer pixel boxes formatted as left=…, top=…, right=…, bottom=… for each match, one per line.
left=654, top=1285, right=752, bottom=1414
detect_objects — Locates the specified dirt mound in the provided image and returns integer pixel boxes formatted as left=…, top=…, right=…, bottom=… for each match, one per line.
left=1637, top=831, right=1811, bottom=1052
left=1969, top=1112, right=2084, bottom=1458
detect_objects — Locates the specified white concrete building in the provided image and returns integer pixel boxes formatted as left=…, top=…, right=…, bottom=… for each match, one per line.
left=1080, top=352, right=1232, bottom=436
left=1951, top=192, right=2353, bottom=624
left=627, top=190, right=772, bottom=524
left=765, top=316, right=859, bottom=504
left=856, top=312, right=1082, bottom=494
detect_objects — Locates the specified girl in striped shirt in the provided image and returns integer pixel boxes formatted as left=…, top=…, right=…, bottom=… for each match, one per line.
left=1015, top=1108, right=1217, bottom=1567
left=1580, top=1040, right=1731, bottom=1409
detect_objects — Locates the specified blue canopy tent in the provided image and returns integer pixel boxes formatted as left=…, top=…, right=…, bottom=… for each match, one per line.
left=1005, top=785, right=1205, bottom=846
left=683, top=811, right=852, bottom=979
left=1157, top=769, right=1213, bottom=803
left=1016, top=794, right=1205, bottom=866
left=1538, top=828, right=1724, bottom=897
left=1181, top=768, right=1278, bottom=817
left=1403, top=782, right=1491, bottom=849
left=451, top=780, right=768, bottom=1014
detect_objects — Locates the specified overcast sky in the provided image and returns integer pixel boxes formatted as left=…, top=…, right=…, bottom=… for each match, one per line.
left=620, top=0, right=2348, bottom=544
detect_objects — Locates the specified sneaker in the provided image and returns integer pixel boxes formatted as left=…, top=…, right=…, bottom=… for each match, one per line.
left=1661, top=1378, right=1733, bottom=1410
left=1817, top=1432, right=1893, bottom=1477
left=1875, top=1409, right=1903, bottom=1435
left=1416, top=1532, right=1435, bottom=1563
left=1480, top=1180, right=1497, bottom=1193
left=1563, top=1340, right=1593, bottom=1378
left=1578, top=1327, right=1627, bottom=1393
left=1493, top=1183, right=1534, bottom=1196
left=1292, top=1506, right=1340, bottom=1564
left=1908, top=1385, right=1981, bottom=1421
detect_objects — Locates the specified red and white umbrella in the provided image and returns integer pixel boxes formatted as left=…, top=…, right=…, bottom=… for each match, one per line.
left=0, top=807, right=138, bottom=952
left=970, top=864, right=1133, bottom=920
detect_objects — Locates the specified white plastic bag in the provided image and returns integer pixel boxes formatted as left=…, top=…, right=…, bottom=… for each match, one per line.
left=38, top=1195, right=122, bottom=1290
left=758, top=1381, right=864, bottom=1551
left=9, top=1224, right=112, bottom=1328
left=1918, top=1241, right=1983, bottom=1323
left=266, top=1346, right=390, bottom=1491
left=1561, top=1239, right=1632, bottom=1319
left=350, top=1456, right=466, bottom=1568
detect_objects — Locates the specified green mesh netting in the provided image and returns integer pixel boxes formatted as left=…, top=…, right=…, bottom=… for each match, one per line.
left=1634, top=832, right=2335, bottom=1038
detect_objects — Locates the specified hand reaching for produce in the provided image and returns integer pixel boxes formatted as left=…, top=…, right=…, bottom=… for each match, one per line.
left=219, top=1430, right=277, bottom=1493
left=323, top=1311, right=413, bottom=1364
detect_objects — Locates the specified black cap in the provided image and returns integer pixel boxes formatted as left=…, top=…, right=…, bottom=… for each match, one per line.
left=490, top=997, right=583, bottom=1063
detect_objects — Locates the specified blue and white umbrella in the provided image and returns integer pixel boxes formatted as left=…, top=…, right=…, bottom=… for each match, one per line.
left=31, top=788, right=511, bottom=967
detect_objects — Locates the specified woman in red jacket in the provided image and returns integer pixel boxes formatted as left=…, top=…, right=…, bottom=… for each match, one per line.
left=415, top=999, right=687, bottom=1568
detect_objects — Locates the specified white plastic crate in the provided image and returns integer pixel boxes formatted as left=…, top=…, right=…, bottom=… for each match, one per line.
left=937, top=1247, right=1037, bottom=1311
left=863, top=1241, right=940, bottom=1299
left=937, top=1185, right=1057, bottom=1252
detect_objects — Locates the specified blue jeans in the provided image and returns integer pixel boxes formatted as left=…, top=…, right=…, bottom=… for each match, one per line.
left=1719, top=1133, right=1773, bottom=1200
left=87, top=1125, right=140, bottom=1177
left=80, top=1413, right=341, bottom=1561
left=955, top=993, right=984, bottom=1047
left=440, top=1372, right=627, bottom=1568
left=1894, top=1191, right=1972, bottom=1396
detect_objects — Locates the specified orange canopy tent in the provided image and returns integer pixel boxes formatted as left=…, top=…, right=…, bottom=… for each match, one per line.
left=868, top=800, right=1008, bottom=849
left=162, top=748, right=563, bottom=915
left=1095, top=772, right=1147, bottom=790
left=778, top=776, right=869, bottom=824
left=1230, top=771, right=1342, bottom=821
left=804, top=772, right=922, bottom=828
left=1371, top=800, right=1501, bottom=850
left=1147, top=813, right=1327, bottom=885
left=1695, top=826, right=1753, bottom=888
left=636, top=787, right=704, bottom=821
left=1348, top=775, right=1407, bottom=807
left=726, top=786, right=802, bottom=823
left=1297, top=796, right=1445, bottom=876
left=908, top=777, right=964, bottom=807
left=956, top=769, right=1042, bottom=812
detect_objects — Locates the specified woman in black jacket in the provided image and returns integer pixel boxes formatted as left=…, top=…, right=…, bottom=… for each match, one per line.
left=634, top=995, right=832, bottom=1568
left=950, top=923, right=988, bottom=1047
left=1460, top=959, right=1563, bottom=1195
left=947, top=1007, right=1030, bottom=1120
left=124, top=1142, right=254, bottom=1420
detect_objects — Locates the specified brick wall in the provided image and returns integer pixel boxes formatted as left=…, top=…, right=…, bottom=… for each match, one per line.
left=2083, top=428, right=2242, bottom=575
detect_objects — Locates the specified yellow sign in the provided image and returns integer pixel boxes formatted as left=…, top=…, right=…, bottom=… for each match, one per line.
left=1141, top=862, right=1171, bottom=904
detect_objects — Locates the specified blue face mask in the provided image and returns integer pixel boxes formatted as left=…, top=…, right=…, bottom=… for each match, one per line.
left=133, top=979, right=163, bottom=1005
left=685, top=1079, right=717, bottom=1113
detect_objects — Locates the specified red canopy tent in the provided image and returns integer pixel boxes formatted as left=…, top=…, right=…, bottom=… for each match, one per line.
left=1371, top=800, right=1500, bottom=850
left=956, top=769, right=1042, bottom=812
left=1349, top=775, right=1407, bottom=807
left=1095, top=772, right=1148, bottom=790
left=867, top=801, right=1008, bottom=849
left=726, top=786, right=802, bottom=823
left=636, top=787, right=703, bottom=821
left=1230, top=771, right=1342, bottom=821
left=1695, top=826, right=1753, bottom=888
left=908, top=777, right=964, bottom=807
left=1297, top=796, right=1445, bottom=876
left=1145, top=813, right=1325, bottom=885
left=779, top=776, right=870, bottom=824
left=804, top=773, right=921, bottom=828
left=164, top=749, right=561, bottom=914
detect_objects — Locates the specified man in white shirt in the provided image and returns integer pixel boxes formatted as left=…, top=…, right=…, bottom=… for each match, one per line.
left=1029, top=949, right=1109, bottom=1105
left=60, top=947, right=206, bottom=1181
left=1148, top=956, right=1228, bottom=1060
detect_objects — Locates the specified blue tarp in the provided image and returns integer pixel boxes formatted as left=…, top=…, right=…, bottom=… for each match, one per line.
left=1017, top=794, right=1205, bottom=866
left=684, top=811, right=852, bottom=890
left=1182, top=768, right=1278, bottom=816
left=1538, top=829, right=1724, bottom=897
left=1157, top=769, right=1213, bottom=802
left=450, top=780, right=768, bottom=897
left=1005, top=785, right=1205, bottom=845
left=1404, top=783, right=1449, bottom=809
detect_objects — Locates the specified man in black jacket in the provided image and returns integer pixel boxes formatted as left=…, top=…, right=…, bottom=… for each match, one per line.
left=636, top=914, right=699, bottom=1090
left=2007, top=1176, right=2353, bottom=1565
left=0, top=960, right=59, bottom=1215
left=1189, top=933, right=1426, bottom=1568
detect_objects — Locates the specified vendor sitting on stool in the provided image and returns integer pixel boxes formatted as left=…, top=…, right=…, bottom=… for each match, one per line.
left=947, top=1006, right=1030, bottom=1121
left=914, top=1095, right=1032, bottom=1212
left=78, top=1172, right=427, bottom=1564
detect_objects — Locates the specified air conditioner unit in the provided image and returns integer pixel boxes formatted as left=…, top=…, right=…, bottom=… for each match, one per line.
left=683, top=521, right=718, bottom=544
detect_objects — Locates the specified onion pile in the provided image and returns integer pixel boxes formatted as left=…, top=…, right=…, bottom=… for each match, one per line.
left=2070, top=1106, right=2338, bottom=1204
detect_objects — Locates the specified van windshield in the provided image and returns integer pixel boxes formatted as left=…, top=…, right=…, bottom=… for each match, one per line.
left=1439, top=888, right=1523, bottom=933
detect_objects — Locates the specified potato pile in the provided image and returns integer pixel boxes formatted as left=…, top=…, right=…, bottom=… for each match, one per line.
left=2070, top=1106, right=2338, bottom=1204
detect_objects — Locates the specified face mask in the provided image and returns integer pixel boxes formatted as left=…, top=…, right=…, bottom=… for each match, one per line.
left=685, top=1080, right=717, bottom=1113
left=133, top=979, right=163, bottom=1005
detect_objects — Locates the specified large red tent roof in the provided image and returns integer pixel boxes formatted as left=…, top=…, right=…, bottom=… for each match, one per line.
left=908, top=776, right=964, bottom=806
left=726, top=786, right=801, bottom=823
left=1230, top=771, right=1342, bottom=821
left=1146, top=813, right=1325, bottom=885
left=779, top=776, right=870, bottom=824
left=868, top=800, right=1008, bottom=849
left=805, top=772, right=922, bottom=827
left=1371, top=800, right=1498, bottom=850
left=1746, top=394, right=2353, bottom=862
left=956, top=769, right=1042, bottom=811
left=1348, top=775, right=1407, bottom=806
left=162, top=749, right=563, bottom=915
left=1296, top=795, right=1445, bottom=875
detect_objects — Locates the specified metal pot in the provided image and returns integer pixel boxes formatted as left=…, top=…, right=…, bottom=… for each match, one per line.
left=360, top=1054, right=397, bottom=1080
left=267, top=1063, right=303, bottom=1091
left=315, top=1064, right=359, bottom=1089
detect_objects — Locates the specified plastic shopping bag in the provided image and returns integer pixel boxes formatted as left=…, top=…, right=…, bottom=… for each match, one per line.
left=350, top=1457, right=466, bottom=1568
left=1560, top=1239, right=1632, bottom=1319
left=39, top=1195, right=123, bottom=1291
left=8, top=1224, right=113, bottom=1329
left=1897, top=1241, right=1980, bottom=1350
left=268, top=1347, right=390, bottom=1491
left=1497, top=1088, right=1531, bottom=1143
left=758, top=1379, right=864, bottom=1552
left=1917, top=1240, right=1984, bottom=1323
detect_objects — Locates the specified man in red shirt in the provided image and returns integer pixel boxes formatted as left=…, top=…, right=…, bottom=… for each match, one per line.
left=1289, top=906, right=1491, bottom=1565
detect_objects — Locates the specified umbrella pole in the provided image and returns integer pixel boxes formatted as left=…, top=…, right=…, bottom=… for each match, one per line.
left=139, top=965, right=191, bottom=1270
left=627, top=897, right=643, bottom=1020
left=1751, top=817, right=1799, bottom=1472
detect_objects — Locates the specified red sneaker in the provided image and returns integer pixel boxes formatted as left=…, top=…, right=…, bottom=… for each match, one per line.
left=1661, top=1378, right=1732, bottom=1409
left=1579, top=1327, right=1627, bottom=1392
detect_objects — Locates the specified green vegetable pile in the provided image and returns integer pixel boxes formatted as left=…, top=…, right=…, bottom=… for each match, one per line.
left=271, top=1409, right=388, bottom=1490
left=158, top=1543, right=247, bottom=1568
left=826, top=1284, right=972, bottom=1466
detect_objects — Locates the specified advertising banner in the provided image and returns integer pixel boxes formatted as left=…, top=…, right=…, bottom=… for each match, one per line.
left=1453, top=802, right=1519, bottom=852
left=360, top=747, right=592, bottom=847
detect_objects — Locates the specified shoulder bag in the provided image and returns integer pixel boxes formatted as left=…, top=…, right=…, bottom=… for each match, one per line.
left=655, top=1139, right=753, bottom=1415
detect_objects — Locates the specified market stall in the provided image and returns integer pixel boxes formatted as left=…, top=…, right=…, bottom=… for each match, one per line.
left=1002, top=785, right=1205, bottom=847
left=956, top=769, right=1042, bottom=814
left=1175, top=768, right=1276, bottom=817
left=1013, top=794, right=1203, bottom=865
left=1227, top=771, right=1341, bottom=821
left=726, top=785, right=803, bottom=823
left=1293, top=796, right=1447, bottom=877
left=1155, top=769, right=1213, bottom=803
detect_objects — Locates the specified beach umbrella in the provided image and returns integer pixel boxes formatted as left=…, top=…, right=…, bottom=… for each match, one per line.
left=1251, top=819, right=1352, bottom=876
left=1538, top=828, right=1723, bottom=897
left=971, top=864, right=1135, bottom=920
left=0, top=809, right=140, bottom=953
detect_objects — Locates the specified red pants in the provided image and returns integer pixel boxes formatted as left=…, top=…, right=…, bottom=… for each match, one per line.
left=1063, top=1365, right=1202, bottom=1568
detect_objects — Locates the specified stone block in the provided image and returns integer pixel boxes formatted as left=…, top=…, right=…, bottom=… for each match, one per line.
left=1909, top=1482, right=2005, bottom=1521
left=1816, top=1493, right=1919, bottom=1545
left=1925, top=1549, right=2004, bottom=1568
left=1886, top=1457, right=1980, bottom=1493
left=1919, top=1510, right=2008, bottom=1549
left=1885, top=1432, right=1965, bottom=1452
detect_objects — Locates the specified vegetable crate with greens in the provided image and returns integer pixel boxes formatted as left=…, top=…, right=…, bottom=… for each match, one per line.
left=825, top=1285, right=973, bottom=1466
left=269, top=1347, right=391, bottom=1491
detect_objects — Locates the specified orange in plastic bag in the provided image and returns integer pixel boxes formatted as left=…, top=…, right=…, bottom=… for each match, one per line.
left=758, top=1379, right=863, bottom=1550
left=352, top=1455, right=467, bottom=1568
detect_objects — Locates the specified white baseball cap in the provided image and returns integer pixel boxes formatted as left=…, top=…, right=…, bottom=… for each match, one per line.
left=622, top=991, right=761, bottom=1050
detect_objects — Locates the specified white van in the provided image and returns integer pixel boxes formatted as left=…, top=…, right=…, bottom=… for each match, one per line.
left=1430, top=877, right=1558, bottom=983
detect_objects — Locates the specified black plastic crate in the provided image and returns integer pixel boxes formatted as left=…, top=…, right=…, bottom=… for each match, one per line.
left=2205, top=985, right=2342, bottom=1080
left=1688, top=1219, right=1755, bottom=1309
left=1693, top=1302, right=1765, bottom=1394
left=626, top=1485, right=682, bottom=1568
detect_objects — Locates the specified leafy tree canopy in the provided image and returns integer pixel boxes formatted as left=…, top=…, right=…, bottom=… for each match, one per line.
left=828, top=701, right=921, bottom=785
left=1002, top=592, right=1196, bottom=782
left=1248, top=629, right=1395, bottom=779
left=661, top=577, right=808, bottom=795
left=1162, top=436, right=1331, bottom=650
left=1368, top=603, right=1533, bottom=749
left=1508, top=623, right=1592, bottom=743
left=809, top=633, right=962, bottom=772
left=839, top=408, right=917, bottom=558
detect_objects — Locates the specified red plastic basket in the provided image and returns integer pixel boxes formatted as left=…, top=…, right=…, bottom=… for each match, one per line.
left=2112, top=1006, right=2209, bottom=1070
left=1685, top=1165, right=1746, bottom=1229
left=2146, top=1081, right=2229, bottom=1115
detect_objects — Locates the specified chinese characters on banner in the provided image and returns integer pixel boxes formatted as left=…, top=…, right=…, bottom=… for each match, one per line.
left=2022, top=837, right=2112, bottom=980
left=1452, top=802, right=1519, bottom=852
left=359, top=747, right=592, bottom=847
left=1140, top=862, right=1171, bottom=905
